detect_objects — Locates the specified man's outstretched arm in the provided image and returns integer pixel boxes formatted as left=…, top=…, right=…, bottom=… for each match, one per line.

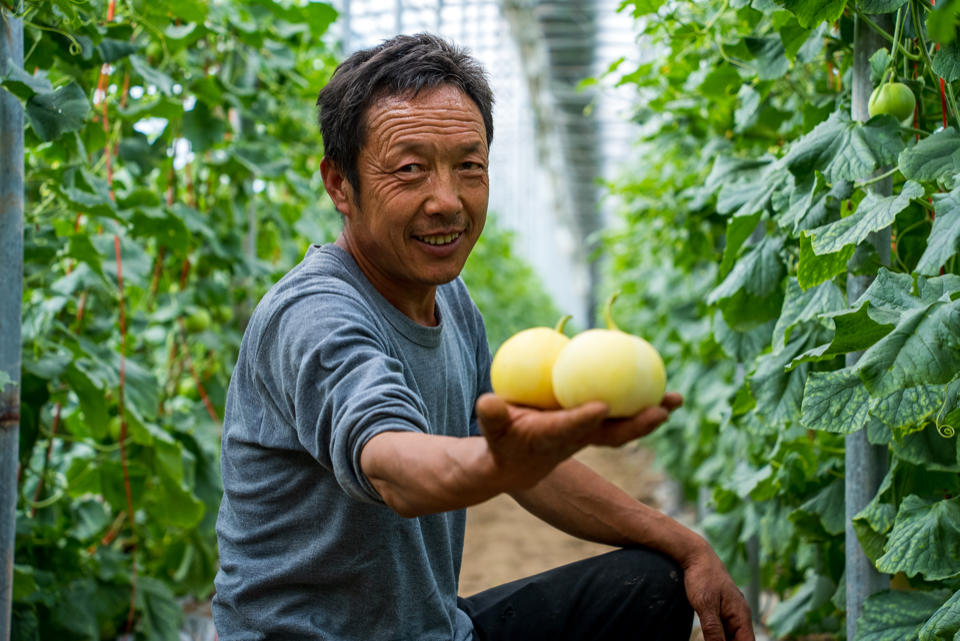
left=359, top=393, right=675, bottom=518
left=511, top=454, right=755, bottom=641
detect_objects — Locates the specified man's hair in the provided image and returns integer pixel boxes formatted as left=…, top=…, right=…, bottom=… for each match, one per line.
left=316, top=33, right=494, bottom=194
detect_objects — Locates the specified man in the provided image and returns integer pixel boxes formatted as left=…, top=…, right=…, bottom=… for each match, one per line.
left=213, top=33, right=754, bottom=641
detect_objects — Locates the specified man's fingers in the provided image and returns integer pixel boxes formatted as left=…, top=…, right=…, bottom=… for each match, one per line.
left=697, top=609, right=727, bottom=641
left=661, top=392, right=683, bottom=411
left=475, top=393, right=511, bottom=440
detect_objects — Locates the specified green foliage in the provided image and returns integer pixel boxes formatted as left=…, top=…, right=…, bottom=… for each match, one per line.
left=12, top=1, right=342, bottom=638
left=605, top=0, right=960, bottom=637
left=462, top=214, right=564, bottom=352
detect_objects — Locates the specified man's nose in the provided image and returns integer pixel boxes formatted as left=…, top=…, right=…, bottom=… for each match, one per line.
left=425, top=170, right=461, bottom=215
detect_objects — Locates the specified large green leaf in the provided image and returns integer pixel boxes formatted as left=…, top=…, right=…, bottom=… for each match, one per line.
left=876, top=495, right=960, bottom=580
left=783, top=111, right=904, bottom=183
left=775, top=0, right=847, bottom=28
left=797, top=234, right=855, bottom=289
left=858, top=0, right=909, bottom=12
left=773, top=278, right=846, bottom=348
left=870, top=384, right=944, bottom=437
left=767, top=571, right=837, bottom=637
left=899, top=128, right=960, bottom=190
left=915, top=187, right=960, bottom=275
left=801, top=367, right=872, bottom=432
left=778, top=173, right=852, bottom=234
left=854, top=590, right=950, bottom=641
left=789, top=302, right=895, bottom=369
left=708, top=235, right=785, bottom=302
left=856, top=299, right=960, bottom=397
left=135, top=576, right=183, bottom=641
left=933, top=41, right=960, bottom=82
left=808, top=181, right=924, bottom=254
left=25, top=81, right=90, bottom=142
left=789, top=478, right=845, bottom=538
left=918, top=589, right=960, bottom=641
left=853, top=268, right=924, bottom=325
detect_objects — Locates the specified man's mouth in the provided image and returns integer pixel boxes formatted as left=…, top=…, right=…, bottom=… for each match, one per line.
left=414, top=232, right=463, bottom=246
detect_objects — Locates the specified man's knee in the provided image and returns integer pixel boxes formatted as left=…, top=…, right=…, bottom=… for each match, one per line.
left=587, top=548, right=694, bottom=639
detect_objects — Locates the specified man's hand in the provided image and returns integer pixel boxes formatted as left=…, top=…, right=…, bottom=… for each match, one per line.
left=475, top=392, right=682, bottom=491
left=682, top=543, right=756, bottom=641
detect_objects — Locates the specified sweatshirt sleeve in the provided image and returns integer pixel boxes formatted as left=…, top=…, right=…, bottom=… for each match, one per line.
left=256, top=292, right=430, bottom=504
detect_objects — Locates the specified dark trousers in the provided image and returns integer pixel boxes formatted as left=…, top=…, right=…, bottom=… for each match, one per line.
left=458, top=547, right=694, bottom=641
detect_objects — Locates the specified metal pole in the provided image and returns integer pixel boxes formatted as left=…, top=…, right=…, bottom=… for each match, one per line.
left=0, top=8, right=24, bottom=640
left=846, top=12, right=891, bottom=640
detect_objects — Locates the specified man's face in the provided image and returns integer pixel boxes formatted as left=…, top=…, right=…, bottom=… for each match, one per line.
left=332, top=85, right=490, bottom=301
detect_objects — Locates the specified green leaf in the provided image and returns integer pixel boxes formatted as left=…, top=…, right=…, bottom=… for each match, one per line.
left=870, top=48, right=893, bottom=86
left=854, top=590, right=949, bottom=641
left=775, top=0, right=848, bottom=28
left=808, top=181, right=924, bottom=254
left=25, top=82, right=90, bottom=142
left=129, top=55, right=175, bottom=95
left=801, top=367, right=872, bottom=432
left=899, top=127, right=960, bottom=190
left=933, top=40, right=960, bottom=81
left=773, top=278, right=846, bottom=348
left=789, top=478, right=845, bottom=537
left=853, top=267, right=922, bottom=325
left=797, top=234, right=855, bottom=289
left=893, top=419, right=960, bottom=472
left=856, top=298, right=960, bottom=397
left=927, top=0, right=960, bottom=45
left=0, top=59, right=53, bottom=100
left=918, top=589, right=960, bottom=641
left=136, top=576, right=184, bottom=641
left=915, top=187, right=960, bottom=275
left=767, top=572, right=837, bottom=637
left=790, top=301, right=895, bottom=369
left=745, top=36, right=791, bottom=80
left=182, top=100, right=227, bottom=152
left=751, top=339, right=815, bottom=429
left=783, top=111, right=904, bottom=183
left=778, top=173, right=852, bottom=234
left=96, top=38, right=140, bottom=63
left=708, top=235, right=785, bottom=303
left=876, top=495, right=960, bottom=580
left=853, top=475, right=897, bottom=561
left=870, top=384, right=944, bottom=437
left=858, top=0, right=909, bottom=12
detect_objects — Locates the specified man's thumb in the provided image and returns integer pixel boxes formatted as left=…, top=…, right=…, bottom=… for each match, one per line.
left=476, top=393, right=511, bottom=440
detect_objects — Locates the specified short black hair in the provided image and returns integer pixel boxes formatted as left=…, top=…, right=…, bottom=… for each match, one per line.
left=316, top=33, right=494, bottom=193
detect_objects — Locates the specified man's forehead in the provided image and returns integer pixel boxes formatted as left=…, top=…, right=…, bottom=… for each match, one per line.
left=361, top=87, right=487, bottom=150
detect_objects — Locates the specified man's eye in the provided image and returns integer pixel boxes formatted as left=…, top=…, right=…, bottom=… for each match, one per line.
left=398, top=164, right=423, bottom=174
left=461, top=162, right=484, bottom=171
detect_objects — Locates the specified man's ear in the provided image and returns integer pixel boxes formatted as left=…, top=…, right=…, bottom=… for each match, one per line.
left=320, top=157, right=354, bottom=216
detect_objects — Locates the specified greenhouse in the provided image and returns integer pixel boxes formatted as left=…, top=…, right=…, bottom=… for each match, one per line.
left=1, top=0, right=959, bottom=640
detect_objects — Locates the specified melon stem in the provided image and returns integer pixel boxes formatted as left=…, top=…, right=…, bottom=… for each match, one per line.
left=603, top=292, right=621, bottom=331
left=554, top=314, right=572, bottom=334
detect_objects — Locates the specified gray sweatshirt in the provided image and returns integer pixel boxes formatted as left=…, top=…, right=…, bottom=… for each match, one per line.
left=213, top=244, right=491, bottom=641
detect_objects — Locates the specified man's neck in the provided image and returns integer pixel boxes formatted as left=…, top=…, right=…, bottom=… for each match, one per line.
left=334, top=235, right=439, bottom=327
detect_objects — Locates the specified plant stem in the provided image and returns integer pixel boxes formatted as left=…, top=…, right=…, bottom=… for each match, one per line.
left=890, top=7, right=904, bottom=70
left=912, top=0, right=960, bottom=128
left=857, top=12, right=921, bottom=61
left=856, top=166, right=899, bottom=187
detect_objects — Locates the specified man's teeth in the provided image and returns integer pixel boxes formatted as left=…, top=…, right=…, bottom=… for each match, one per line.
left=418, top=232, right=461, bottom=245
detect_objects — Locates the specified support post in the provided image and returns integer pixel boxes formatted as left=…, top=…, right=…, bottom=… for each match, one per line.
left=0, top=8, right=25, bottom=640
left=845, top=11, right=892, bottom=639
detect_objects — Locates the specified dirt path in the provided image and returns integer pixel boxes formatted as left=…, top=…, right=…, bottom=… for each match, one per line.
left=459, top=443, right=680, bottom=595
